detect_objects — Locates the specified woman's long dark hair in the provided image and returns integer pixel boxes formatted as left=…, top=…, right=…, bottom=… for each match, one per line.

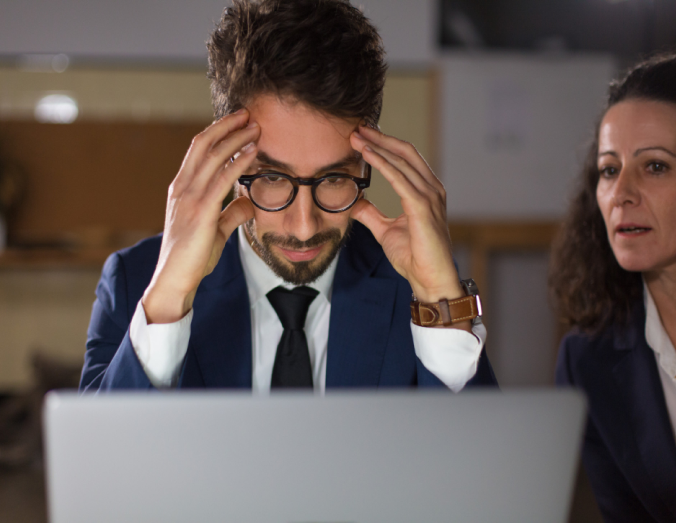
left=550, top=52, right=676, bottom=333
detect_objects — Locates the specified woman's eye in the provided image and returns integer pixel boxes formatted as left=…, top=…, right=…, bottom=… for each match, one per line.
left=647, top=161, right=668, bottom=174
left=598, top=166, right=618, bottom=177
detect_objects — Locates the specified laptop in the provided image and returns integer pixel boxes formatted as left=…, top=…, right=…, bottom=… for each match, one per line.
left=43, top=390, right=585, bottom=523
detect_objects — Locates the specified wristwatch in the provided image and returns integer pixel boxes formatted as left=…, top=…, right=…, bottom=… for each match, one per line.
left=410, top=278, right=482, bottom=327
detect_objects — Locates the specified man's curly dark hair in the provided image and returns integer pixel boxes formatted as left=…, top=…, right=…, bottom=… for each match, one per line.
left=206, top=0, right=387, bottom=126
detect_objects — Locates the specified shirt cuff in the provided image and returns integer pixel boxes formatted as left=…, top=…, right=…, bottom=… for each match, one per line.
left=129, top=299, right=193, bottom=388
left=411, top=319, right=486, bottom=393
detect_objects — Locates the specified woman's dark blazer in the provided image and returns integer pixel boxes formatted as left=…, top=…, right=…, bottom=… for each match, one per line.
left=556, top=302, right=676, bottom=522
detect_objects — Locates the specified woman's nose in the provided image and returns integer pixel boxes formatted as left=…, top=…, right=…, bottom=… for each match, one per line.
left=611, top=169, right=640, bottom=207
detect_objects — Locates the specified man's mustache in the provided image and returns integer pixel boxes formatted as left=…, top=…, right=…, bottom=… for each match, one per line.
left=261, top=229, right=342, bottom=250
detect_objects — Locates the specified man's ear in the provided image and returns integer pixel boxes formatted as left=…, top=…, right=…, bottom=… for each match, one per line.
left=360, top=118, right=381, bottom=132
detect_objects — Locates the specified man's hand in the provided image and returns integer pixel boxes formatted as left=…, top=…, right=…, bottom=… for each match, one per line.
left=142, top=109, right=260, bottom=324
left=350, top=126, right=470, bottom=331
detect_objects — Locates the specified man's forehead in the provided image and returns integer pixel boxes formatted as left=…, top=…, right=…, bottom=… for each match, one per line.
left=247, top=94, right=362, bottom=173
left=247, top=94, right=360, bottom=137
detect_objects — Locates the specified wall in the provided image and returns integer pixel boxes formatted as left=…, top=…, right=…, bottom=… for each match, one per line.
left=440, top=52, right=616, bottom=219
left=0, top=0, right=436, bottom=66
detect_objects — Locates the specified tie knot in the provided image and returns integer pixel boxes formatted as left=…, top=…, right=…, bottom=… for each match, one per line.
left=267, top=286, right=319, bottom=330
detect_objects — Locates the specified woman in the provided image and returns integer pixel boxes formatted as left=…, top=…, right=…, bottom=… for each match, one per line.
left=551, top=53, right=676, bottom=522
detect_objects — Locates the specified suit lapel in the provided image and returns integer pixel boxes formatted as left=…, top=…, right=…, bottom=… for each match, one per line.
left=185, top=223, right=398, bottom=389
left=326, top=223, right=398, bottom=388
left=612, top=307, right=676, bottom=519
left=189, top=229, right=253, bottom=388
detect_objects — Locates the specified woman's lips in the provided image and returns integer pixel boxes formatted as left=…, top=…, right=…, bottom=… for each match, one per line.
left=615, top=223, right=652, bottom=236
left=276, top=244, right=324, bottom=262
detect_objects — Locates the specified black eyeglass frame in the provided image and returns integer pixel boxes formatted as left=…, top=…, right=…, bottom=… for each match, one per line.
left=238, top=164, right=371, bottom=213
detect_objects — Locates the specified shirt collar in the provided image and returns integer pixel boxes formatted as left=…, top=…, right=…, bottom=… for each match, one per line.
left=644, top=279, right=676, bottom=381
left=237, top=224, right=337, bottom=308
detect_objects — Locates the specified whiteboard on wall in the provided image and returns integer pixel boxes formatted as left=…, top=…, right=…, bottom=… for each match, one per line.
left=440, top=52, right=616, bottom=219
left=0, top=0, right=435, bottom=66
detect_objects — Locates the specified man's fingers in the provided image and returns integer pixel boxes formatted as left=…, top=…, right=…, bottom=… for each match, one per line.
left=354, top=134, right=434, bottom=197
left=196, top=109, right=252, bottom=155
left=190, top=122, right=260, bottom=193
left=349, top=198, right=391, bottom=245
left=218, top=196, right=255, bottom=240
left=173, top=110, right=252, bottom=192
left=357, top=143, right=436, bottom=218
left=207, top=142, right=258, bottom=203
left=358, top=125, right=445, bottom=196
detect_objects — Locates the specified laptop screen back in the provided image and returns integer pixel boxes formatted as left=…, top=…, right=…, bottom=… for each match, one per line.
left=43, top=390, right=585, bottom=523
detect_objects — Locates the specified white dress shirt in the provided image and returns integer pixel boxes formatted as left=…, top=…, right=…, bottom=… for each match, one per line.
left=130, top=225, right=486, bottom=392
left=644, top=281, right=676, bottom=441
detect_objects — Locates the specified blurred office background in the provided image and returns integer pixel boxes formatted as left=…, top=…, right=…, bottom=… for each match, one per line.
left=0, top=0, right=675, bottom=521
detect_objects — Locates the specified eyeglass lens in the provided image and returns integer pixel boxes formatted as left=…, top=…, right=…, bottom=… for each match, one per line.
left=249, top=175, right=295, bottom=210
left=249, top=175, right=361, bottom=211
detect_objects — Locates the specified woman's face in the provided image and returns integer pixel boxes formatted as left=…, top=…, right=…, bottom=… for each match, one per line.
left=596, top=99, right=676, bottom=275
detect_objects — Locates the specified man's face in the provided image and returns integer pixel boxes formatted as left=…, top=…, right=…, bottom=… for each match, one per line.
left=238, top=95, right=363, bottom=284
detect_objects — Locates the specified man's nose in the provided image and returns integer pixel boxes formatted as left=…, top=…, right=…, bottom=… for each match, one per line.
left=611, top=168, right=640, bottom=207
left=283, top=186, right=321, bottom=242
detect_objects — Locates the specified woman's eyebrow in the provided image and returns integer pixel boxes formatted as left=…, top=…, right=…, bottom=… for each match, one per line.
left=633, top=146, right=676, bottom=158
left=597, top=151, right=619, bottom=160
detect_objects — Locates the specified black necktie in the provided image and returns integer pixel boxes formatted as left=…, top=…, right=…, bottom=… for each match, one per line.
left=267, top=286, right=319, bottom=389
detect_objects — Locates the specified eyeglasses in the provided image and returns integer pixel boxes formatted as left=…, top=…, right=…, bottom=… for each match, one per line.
left=238, top=163, right=371, bottom=213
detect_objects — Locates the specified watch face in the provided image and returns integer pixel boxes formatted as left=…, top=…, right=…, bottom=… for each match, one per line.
left=461, top=278, right=479, bottom=296
left=460, top=279, right=482, bottom=321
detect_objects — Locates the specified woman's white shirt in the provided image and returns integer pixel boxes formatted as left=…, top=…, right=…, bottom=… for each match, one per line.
left=644, top=280, right=676, bottom=441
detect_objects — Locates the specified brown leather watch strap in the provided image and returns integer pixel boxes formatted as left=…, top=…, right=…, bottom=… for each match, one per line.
left=410, top=295, right=481, bottom=327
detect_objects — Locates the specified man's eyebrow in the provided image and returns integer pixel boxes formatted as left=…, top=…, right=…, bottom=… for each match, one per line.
left=254, top=151, right=363, bottom=176
left=254, top=152, right=292, bottom=172
left=320, top=152, right=363, bottom=173
left=634, top=146, right=676, bottom=158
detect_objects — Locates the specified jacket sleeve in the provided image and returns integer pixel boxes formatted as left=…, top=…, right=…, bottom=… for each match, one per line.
left=555, top=335, right=656, bottom=522
left=80, top=252, right=154, bottom=392
left=582, top=416, right=657, bottom=522
left=463, top=347, right=498, bottom=388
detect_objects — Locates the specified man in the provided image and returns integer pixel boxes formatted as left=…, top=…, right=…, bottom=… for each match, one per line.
left=81, top=0, right=496, bottom=392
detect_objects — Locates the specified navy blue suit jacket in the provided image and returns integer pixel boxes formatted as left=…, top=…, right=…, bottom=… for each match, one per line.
left=81, top=222, right=496, bottom=391
left=556, top=303, right=676, bottom=522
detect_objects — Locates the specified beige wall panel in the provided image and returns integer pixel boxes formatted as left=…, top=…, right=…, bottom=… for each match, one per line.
left=0, top=68, right=213, bottom=121
left=0, top=270, right=100, bottom=389
left=369, top=71, right=434, bottom=219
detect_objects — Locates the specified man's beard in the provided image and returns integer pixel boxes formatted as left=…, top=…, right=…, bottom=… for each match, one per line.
left=245, top=221, right=352, bottom=285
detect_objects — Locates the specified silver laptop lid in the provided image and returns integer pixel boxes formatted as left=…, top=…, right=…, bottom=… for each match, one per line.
left=44, top=390, right=585, bottom=523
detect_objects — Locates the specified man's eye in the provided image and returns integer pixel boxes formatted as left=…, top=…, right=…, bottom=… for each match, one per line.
left=259, top=174, right=288, bottom=186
